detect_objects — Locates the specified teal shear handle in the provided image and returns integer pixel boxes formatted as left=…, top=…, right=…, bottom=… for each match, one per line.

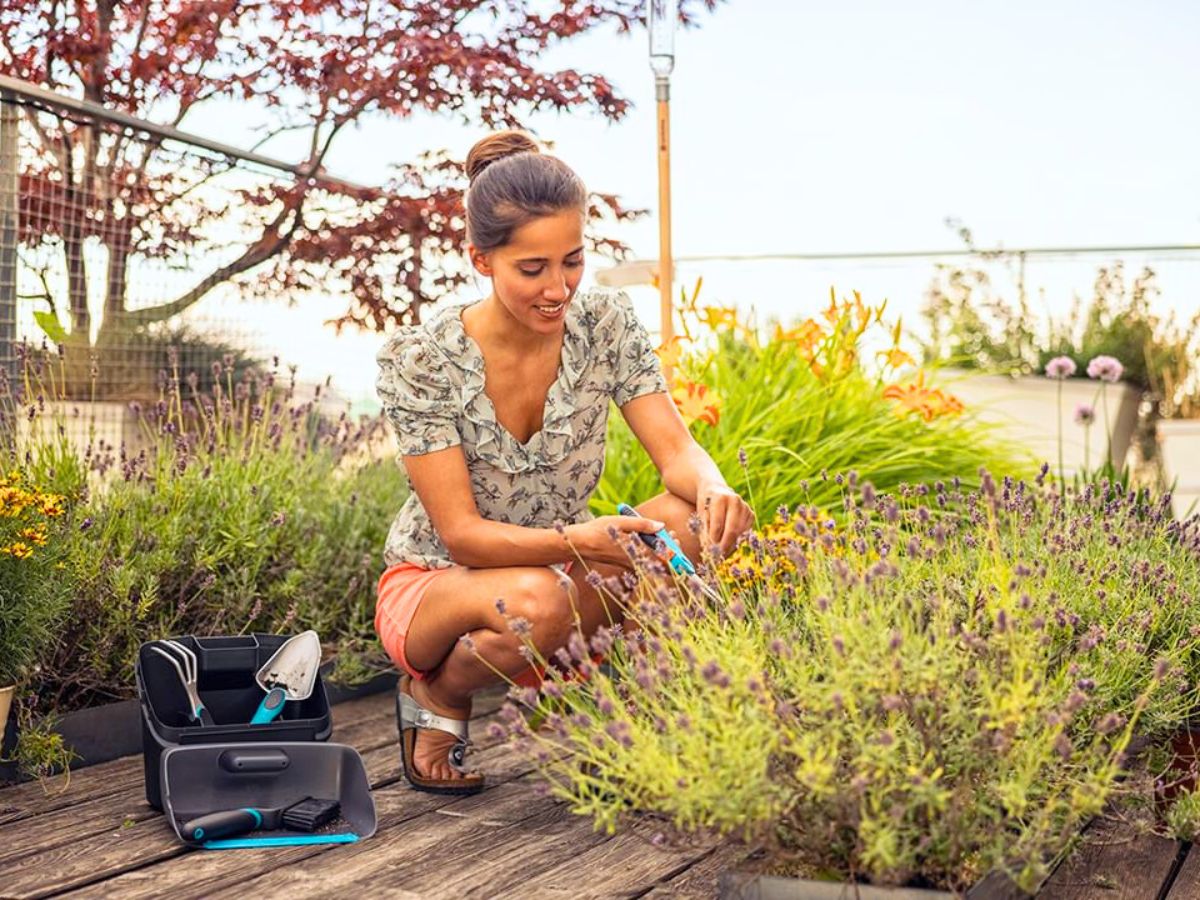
left=616, top=503, right=696, bottom=575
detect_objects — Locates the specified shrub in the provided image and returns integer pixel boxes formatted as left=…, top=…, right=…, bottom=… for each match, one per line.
left=1, top=348, right=403, bottom=713
left=501, top=472, right=1200, bottom=892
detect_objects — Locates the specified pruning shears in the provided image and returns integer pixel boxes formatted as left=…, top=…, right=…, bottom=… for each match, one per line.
left=616, top=502, right=724, bottom=603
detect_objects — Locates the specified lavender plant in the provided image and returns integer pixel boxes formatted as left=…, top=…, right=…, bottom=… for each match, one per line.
left=495, top=470, right=1200, bottom=892
left=0, top=345, right=403, bottom=712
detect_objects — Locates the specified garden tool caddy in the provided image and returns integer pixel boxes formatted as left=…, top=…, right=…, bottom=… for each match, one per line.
left=136, top=632, right=376, bottom=849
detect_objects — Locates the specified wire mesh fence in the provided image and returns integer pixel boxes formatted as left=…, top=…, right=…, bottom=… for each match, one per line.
left=0, top=79, right=396, bottom=463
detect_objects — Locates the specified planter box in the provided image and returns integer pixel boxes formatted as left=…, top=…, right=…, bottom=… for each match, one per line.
left=718, top=869, right=1023, bottom=900
left=1157, top=420, right=1200, bottom=520
left=941, top=371, right=1142, bottom=477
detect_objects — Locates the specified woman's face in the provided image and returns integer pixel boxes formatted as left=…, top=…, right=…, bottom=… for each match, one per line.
left=469, top=209, right=586, bottom=335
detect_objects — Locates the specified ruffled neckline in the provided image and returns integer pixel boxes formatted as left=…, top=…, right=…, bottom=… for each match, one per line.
left=428, top=292, right=592, bottom=473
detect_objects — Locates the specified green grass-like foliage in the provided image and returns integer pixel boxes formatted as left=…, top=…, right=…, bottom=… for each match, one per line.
left=502, top=474, right=1200, bottom=892
left=594, top=289, right=1032, bottom=521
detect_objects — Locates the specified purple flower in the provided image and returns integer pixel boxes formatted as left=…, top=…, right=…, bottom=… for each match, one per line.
left=1073, top=403, right=1095, bottom=426
left=1044, top=356, right=1077, bottom=380
left=1086, top=355, right=1124, bottom=383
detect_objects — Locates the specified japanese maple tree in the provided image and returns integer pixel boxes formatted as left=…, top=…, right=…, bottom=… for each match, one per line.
left=0, top=0, right=718, bottom=359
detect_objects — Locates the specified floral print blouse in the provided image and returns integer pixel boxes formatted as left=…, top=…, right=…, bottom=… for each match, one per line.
left=376, top=287, right=669, bottom=570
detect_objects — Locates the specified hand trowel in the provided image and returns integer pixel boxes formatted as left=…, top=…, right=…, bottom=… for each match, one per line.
left=250, top=630, right=322, bottom=725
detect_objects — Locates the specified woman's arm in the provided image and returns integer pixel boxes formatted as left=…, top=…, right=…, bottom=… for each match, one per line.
left=403, top=448, right=575, bottom=568
left=404, top=448, right=661, bottom=568
left=618, top=391, right=755, bottom=555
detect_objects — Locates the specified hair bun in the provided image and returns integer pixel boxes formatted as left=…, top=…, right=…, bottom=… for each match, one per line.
left=465, top=130, right=540, bottom=185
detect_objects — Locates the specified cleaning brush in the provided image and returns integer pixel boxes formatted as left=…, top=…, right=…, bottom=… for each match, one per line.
left=281, top=797, right=341, bottom=831
left=181, top=797, right=341, bottom=842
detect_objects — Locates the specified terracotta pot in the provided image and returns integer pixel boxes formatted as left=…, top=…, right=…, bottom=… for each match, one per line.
left=0, top=684, right=13, bottom=743
left=1158, top=723, right=1200, bottom=804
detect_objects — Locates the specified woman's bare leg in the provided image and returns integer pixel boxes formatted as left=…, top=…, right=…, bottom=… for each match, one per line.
left=401, top=491, right=704, bottom=781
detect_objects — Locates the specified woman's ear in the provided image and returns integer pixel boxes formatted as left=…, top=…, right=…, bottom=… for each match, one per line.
left=468, top=245, right=493, bottom=277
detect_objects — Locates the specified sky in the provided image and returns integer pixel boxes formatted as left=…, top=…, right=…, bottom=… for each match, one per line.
left=174, top=0, right=1200, bottom=409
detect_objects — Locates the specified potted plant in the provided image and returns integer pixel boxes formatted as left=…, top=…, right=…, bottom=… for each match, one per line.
left=921, top=257, right=1188, bottom=479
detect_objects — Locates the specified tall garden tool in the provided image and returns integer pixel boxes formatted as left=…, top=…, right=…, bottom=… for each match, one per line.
left=251, top=630, right=321, bottom=725
left=617, top=503, right=724, bottom=604
left=149, top=640, right=214, bottom=726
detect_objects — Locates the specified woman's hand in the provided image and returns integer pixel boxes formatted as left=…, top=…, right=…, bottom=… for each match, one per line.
left=697, top=481, right=756, bottom=557
left=563, top=516, right=666, bottom=568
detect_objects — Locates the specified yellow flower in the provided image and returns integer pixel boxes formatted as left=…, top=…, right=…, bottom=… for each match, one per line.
left=3, top=541, right=33, bottom=559
left=39, top=494, right=65, bottom=517
left=670, top=379, right=722, bottom=427
left=20, top=527, right=48, bottom=547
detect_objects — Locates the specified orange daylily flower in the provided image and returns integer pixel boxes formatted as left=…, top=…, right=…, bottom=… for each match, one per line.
left=883, top=371, right=964, bottom=422
left=671, top=379, right=722, bottom=427
left=877, top=347, right=916, bottom=369
left=773, top=319, right=825, bottom=357
left=655, top=336, right=688, bottom=369
left=699, top=305, right=739, bottom=333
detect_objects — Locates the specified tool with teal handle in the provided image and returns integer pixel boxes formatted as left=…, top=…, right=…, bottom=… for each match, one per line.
left=251, top=630, right=321, bottom=726
left=150, top=640, right=214, bottom=726
left=617, top=502, right=724, bottom=603
left=617, top=502, right=695, bottom=574
left=181, top=796, right=341, bottom=844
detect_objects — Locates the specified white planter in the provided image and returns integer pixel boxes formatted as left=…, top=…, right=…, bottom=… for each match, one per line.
left=940, top=371, right=1142, bottom=477
left=1157, top=420, right=1200, bottom=520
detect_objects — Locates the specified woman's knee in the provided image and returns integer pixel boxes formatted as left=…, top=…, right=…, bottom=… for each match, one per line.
left=500, top=568, right=578, bottom=647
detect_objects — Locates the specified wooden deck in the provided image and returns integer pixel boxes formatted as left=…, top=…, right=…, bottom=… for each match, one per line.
left=0, top=687, right=745, bottom=899
left=0, top=687, right=1197, bottom=899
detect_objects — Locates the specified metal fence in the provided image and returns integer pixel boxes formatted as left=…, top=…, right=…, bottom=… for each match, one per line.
left=0, top=75, right=390, bottom=449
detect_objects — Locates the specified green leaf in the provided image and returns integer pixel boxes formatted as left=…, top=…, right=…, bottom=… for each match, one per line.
left=33, top=311, right=69, bottom=345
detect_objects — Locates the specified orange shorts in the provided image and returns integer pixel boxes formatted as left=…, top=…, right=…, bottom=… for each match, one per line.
left=375, top=560, right=576, bottom=690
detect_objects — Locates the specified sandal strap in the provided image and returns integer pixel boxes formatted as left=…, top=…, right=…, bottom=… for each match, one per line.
left=399, top=690, right=471, bottom=742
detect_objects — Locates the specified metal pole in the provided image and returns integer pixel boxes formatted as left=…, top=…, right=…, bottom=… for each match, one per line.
left=0, top=91, right=18, bottom=390
left=655, top=75, right=674, bottom=368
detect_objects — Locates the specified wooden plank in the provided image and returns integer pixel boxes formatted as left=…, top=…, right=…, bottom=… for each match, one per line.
left=642, top=841, right=757, bottom=899
left=183, top=777, right=583, bottom=900
left=1039, top=812, right=1183, bottom=900
left=0, top=756, right=144, bottom=826
left=1166, top=843, right=1200, bottom=899
left=43, top=711, right=527, bottom=900
left=487, top=816, right=725, bottom=900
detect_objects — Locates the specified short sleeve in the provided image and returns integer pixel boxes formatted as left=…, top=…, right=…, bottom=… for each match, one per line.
left=605, top=290, right=669, bottom=406
left=376, top=330, right=461, bottom=456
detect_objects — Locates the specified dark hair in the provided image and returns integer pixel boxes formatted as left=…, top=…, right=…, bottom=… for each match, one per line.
left=464, top=130, right=587, bottom=252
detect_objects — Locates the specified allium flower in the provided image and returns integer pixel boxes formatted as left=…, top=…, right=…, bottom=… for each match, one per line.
left=1073, top=403, right=1095, bottom=426
left=1086, top=355, right=1124, bottom=383
left=1044, top=356, right=1077, bottom=379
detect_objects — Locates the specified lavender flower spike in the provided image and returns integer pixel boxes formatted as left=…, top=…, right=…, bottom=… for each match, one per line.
left=1073, top=403, right=1095, bottom=426
left=1086, top=355, right=1124, bottom=383
left=1044, top=356, right=1077, bottom=380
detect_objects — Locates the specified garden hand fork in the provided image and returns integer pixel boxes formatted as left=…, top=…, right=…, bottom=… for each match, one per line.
left=150, top=640, right=214, bottom=726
